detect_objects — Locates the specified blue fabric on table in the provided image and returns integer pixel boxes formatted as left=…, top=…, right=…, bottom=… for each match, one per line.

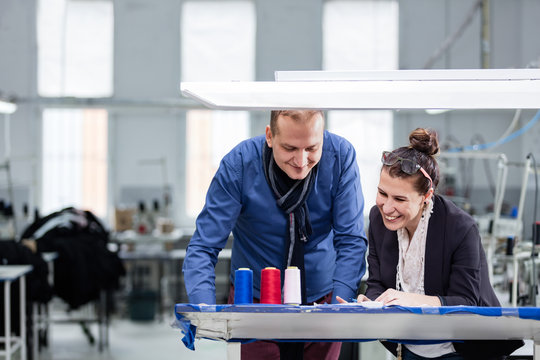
left=173, top=304, right=540, bottom=349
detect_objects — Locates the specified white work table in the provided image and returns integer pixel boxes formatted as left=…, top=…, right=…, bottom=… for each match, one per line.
left=175, top=303, right=540, bottom=360
left=0, top=265, right=33, bottom=360
left=112, top=229, right=184, bottom=244
left=118, top=248, right=232, bottom=320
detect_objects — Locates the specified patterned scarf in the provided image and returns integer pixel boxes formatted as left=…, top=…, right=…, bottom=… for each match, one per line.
left=262, top=142, right=318, bottom=305
left=396, top=198, right=433, bottom=294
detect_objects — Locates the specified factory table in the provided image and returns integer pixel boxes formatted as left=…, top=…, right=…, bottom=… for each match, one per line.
left=0, top=265, right=33, bottom=360
left=175, top=303, right=540, bottom=360
left=120, top=248, right=232, bottom=321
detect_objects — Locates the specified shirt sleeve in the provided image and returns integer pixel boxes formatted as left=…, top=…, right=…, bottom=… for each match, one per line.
left=331, top=144, right=368, bottom=303
left=182, top=157, right=243, bottom=304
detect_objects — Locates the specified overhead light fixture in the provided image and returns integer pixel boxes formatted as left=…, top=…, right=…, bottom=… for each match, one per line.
left=0, top=99, right=17, bottom=114
left=273, top=68, right=540, bottom=82
left=180, top=69, right=540, bottom=110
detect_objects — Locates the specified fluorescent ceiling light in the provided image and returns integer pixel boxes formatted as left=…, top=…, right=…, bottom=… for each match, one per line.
left=0, top=99, right=17, bottom=114
left=274, top=69, right=540, bottom=82
left=181, top=72, right=540, bottom=110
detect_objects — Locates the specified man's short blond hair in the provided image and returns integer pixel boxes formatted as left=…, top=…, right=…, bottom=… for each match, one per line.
left=270, top=110, right=324, bottom=135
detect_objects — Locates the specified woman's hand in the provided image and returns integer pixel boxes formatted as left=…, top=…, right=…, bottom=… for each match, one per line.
left=336, top=294, right=372, bottom=304
left=375, top=289, right=441, bottom=307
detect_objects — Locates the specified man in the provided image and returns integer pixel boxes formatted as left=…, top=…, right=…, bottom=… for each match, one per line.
left=183, top=110, right=367, bottom=359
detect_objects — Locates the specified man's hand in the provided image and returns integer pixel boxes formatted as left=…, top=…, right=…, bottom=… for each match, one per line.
left=336, top=294, right=371, bottom=304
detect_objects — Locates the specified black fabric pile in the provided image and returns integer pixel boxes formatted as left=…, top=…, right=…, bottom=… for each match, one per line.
left=21, top=207, right=125, bottom=310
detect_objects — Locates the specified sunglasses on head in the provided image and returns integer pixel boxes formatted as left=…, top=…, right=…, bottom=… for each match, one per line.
left=381, top=151, right=433, bottom=191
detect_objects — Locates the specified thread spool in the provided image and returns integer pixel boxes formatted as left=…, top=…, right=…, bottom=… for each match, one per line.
left=234, top=268, right=253, bottom=304
left=260, top=267, right=281, bottom=304
left=283, top=266, right=301, bottom=305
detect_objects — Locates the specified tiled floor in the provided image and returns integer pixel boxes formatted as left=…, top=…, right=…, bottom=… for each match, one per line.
left=38, top=314, right=227, bottom=360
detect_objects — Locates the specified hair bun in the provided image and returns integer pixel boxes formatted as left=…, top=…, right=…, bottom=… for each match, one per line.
left=409, top=128, right=439, bottom=156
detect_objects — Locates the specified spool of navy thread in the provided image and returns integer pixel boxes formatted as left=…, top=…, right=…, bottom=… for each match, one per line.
left=234, top=268, right=253, bottom=304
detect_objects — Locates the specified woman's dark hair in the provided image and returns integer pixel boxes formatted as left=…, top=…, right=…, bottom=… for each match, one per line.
left=386, top=128, right=440, bottom=194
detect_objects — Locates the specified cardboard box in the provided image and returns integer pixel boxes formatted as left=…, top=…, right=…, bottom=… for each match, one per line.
left=115, top=207, right=135, bottom=232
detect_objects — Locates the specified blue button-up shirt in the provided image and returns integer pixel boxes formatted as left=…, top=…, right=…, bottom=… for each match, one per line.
left=182, top=131, right=367, bottom=304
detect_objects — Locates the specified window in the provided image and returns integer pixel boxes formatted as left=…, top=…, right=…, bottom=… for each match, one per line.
left=37, top=0, right=113, bottom=97
left=323, top=0, right=398, bottom=210
left=185, top=110, right=249, bottom=217
left=38, top=0, right=112, bottom=218
left=181, top=1, right=255, bottom=217
left=42, top=109, right=108, bottom=217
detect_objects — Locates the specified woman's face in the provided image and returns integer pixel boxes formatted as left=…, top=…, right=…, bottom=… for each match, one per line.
left=376, top=168, right=430, bottom=236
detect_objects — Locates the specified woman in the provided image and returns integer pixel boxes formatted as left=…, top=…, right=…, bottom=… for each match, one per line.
left=338, top=128, right=522, bottom=360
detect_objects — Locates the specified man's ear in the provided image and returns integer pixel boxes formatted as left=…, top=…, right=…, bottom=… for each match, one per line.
left=265, top=125, right=273, bottom=148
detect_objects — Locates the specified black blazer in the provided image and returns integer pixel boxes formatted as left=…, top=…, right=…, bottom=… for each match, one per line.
left=366, top=195, right=523, bottom=359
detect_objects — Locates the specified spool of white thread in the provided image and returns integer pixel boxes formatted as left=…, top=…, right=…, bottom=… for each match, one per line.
left=283, top=266, right=301, bottom=305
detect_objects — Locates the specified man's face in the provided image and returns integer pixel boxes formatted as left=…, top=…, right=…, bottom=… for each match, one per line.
left=265, top=113, right=324, bottom=180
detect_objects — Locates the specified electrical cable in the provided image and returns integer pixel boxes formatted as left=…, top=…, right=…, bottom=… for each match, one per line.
left=447, top=109, right=540, bottom=153
left=499, top=109, right=522, bottom=141
left=423, top=0, right=482, bottom=69
left=473, top=109, right=522, bottom=154
left=471, top=134, right=496, bottom=197
left=528, top=153, right=538, bottom=306
left=442, top=135, right=462, bottom=150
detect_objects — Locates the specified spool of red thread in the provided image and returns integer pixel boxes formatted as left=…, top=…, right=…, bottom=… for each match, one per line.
left=260, top=267, right=281, bottom=304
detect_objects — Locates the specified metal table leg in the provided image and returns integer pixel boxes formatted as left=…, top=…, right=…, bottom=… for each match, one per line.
left=21, top=275, right=27, bottom=360
left=227, top=342, right=241, bottom=360
left=4, top=281, right=11, bottom=360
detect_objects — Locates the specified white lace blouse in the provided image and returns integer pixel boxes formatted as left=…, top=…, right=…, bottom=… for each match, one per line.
left=396, top=199, right=455, bottom=358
